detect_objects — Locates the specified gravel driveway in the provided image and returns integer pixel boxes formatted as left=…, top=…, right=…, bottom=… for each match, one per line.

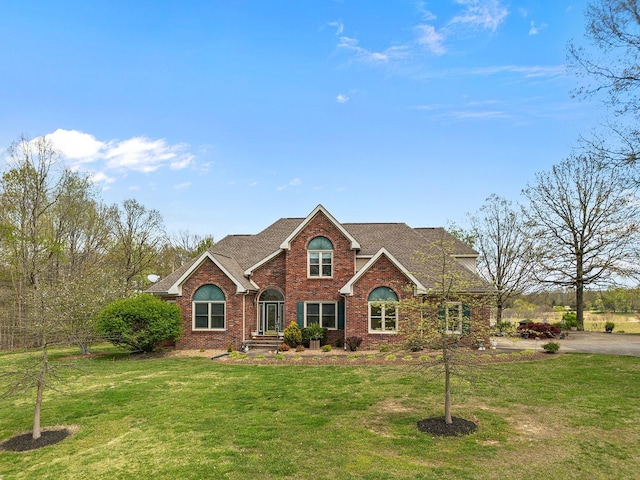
left=496, top=331, right=640, bottom=357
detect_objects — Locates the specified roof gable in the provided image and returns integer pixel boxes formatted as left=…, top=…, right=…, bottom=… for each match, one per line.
left=340, top=248, right=427, bottom=296
left=280, top=204, right=360, bottom=250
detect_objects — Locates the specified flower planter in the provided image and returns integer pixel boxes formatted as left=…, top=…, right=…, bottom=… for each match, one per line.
left=310, top=340, right=320, bottom=350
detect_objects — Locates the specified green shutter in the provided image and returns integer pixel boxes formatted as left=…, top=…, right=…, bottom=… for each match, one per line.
left=297, top=302, right=304, bottom=328
left=437, top=304, right=445, bottom=333
left=338, top=301, right=345, bottom=329
left=462, top=304, right=471, bottom=334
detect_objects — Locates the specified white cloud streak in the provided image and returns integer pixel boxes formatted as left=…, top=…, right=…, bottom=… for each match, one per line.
left=450, top=0, right=508, bottom=32
left=43, top=129, right=195, bottom=185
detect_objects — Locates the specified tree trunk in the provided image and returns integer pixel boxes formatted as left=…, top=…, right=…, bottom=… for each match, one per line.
left=496, top=297, right=503, bottom=324
left=444, top=340, right=452, bottom=424
left=32, top=344, right=48, bottom=440
left=576, top=256, right=584, bottom=330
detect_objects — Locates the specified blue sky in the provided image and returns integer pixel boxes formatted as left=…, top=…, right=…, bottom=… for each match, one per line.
left=0, top=0, right=599, bottom=239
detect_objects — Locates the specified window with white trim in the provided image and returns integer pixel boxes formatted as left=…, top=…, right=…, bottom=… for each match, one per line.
left=444, top=302, right=463, bottom=335
left=368, top=287, right=398, bottom=333
left=193, top=284, right=226, bottom=330
left=305, top=302, right=337, bottom=329
left=308, top=236, right=333, bottom=278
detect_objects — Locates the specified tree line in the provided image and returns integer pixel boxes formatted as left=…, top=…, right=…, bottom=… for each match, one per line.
left=0, top=135, right=213, bottom=352
left=454, top=0, right=640, bottom=330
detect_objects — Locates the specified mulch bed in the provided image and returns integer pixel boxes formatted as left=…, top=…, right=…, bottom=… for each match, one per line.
left=0, top=427, right=73, bottom=452
left=417, top=416, right=478, bottom=437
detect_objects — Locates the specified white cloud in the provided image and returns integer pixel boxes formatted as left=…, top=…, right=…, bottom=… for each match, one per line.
left=450, top=0, right=508, bottom=32
left=88, top=171, right=115, bottom=185
left=173, top=182, right=191, bottom=189
left=45, top=129, right=105, bottom=164
left=336, top=93, right=350, bottom=103
left=528, top=20, right=547, bottom=35
left=416, top=24, right=446, bottom=55
left=337, top=36, right=409, bottom=63
left=277, top=178, right=302, bottom=191
left=329, top=20, right=344, bottom=35
left=41, top=129, right=195, bottom=183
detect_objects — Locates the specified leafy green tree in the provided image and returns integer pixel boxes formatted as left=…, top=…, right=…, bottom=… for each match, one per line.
left=97, top=294, right=182, bottom=352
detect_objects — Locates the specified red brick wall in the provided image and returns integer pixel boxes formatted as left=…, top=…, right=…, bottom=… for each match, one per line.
left=345, top=254, right=413, bottom=349
left=174, top=257, right=245, bottom=350
left=248, top=252, right=286, bottom=336
left=284, top=212, right=355, bottom=329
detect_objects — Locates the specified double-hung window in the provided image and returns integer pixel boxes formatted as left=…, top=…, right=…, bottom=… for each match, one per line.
left=440, top=302, right=471, bottom=335
left=368, top=287, right=398, bottom=333
left=308, top=236, right=333, bottom=278
left=193, top=284, right=226, bottom=330
left=305, top=302, right=337, bottom=329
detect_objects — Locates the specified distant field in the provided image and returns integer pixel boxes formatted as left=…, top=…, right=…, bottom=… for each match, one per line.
left=504, top=310, right=640, bottom=334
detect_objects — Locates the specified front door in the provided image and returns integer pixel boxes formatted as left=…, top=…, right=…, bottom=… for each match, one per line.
left=265, top=303, right=277, bottom=333
left=264, top=303, right=282, bottom=334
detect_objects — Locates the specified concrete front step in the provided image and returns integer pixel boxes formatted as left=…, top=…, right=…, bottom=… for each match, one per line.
left=242, top=335, right=283, bottom=351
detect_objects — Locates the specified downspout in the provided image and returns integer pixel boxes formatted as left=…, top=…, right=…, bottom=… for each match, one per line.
left=242, top=292, right=247, bottom=346
left=340, top=293, right=348, bottom=350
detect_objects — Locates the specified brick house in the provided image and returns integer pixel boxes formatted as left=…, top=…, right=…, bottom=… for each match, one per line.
left=147, top=205, right=493, bottom=350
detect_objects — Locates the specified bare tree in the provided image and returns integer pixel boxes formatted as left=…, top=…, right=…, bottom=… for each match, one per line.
left=522, top=154, right=640, bottom=329
left=156, top=230, right=215, bottom=275
left=569, top=0, right=640, bottom=119
left=468, top=194, right=536, bottom=323
left=109, top=199, right=166, bottom=290
left=569, top=0, right=640, bottom=173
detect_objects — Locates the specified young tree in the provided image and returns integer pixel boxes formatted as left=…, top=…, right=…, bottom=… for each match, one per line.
left=522, top=155, right=640, bottom=329
left=468, top=194, right=536, bottom=323
left=401, top=231, right=493, bottom=432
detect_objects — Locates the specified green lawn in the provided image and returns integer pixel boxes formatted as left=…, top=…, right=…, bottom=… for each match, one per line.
left=1, top=347, right=639, bottom=479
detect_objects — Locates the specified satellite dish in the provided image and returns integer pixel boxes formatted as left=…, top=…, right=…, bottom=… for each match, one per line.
left=147, top=274, right=160, bottom=283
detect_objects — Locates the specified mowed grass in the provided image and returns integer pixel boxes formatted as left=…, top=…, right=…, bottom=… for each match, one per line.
left=1, top=347, right=639, bottom=480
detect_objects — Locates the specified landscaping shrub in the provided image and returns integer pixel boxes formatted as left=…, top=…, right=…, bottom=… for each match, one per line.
left=295, top=345, right=305, bottom=352
left=283, top=322, right=302, bottom=347
left=279, top=343, right=290, bottom=351
left=542, top=342, right=560, bottom=354
left=562, top=311, right=578, bottom=329
left=321, top=344, right=332, bottom=352
left=518, top=322, right=560, bottom=338
left=96, top=294, right=182, bottom=353
left=346, top=336, right=362, bottom=351
left=302, top=323, right=327, bottom=345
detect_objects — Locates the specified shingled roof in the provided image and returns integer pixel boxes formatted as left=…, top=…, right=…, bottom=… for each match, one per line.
left=147, top=207, right=492, bottom=296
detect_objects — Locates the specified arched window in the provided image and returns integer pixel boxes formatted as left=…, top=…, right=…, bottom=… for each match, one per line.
left=308, top=236, right=333, bottom=278
left=193, top=284, right=226, bottom=330
left=368, top=287, right=398, bottom=333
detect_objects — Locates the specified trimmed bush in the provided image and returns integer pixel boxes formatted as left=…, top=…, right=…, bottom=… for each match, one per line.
left=283, top=322, right=303, bottom=347
left=96, top=294, right=182, bottom=353
left=542, top=342, right=560, bottom=354
left=518, top=322, right=560, bottom=338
